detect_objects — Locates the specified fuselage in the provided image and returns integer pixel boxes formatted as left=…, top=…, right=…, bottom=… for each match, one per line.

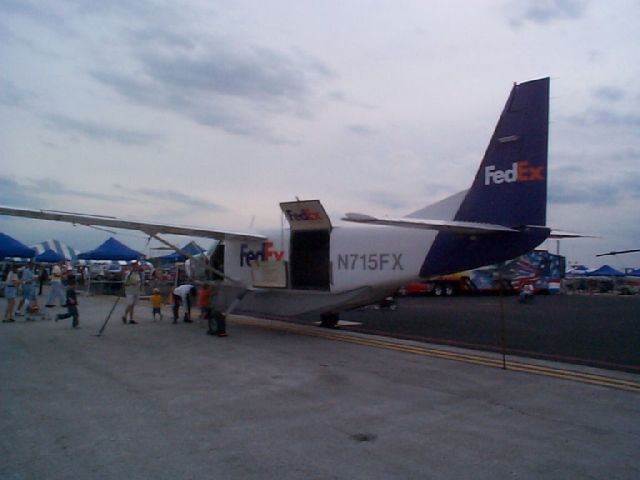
left=223, top=223, right=436, bottom=295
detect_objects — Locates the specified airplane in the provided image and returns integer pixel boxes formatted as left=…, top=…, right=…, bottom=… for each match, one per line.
left=0, top=77, right=576, bottom=327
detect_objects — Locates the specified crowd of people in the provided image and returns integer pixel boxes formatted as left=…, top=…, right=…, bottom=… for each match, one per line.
left=2, top=260, right=228, bottom=336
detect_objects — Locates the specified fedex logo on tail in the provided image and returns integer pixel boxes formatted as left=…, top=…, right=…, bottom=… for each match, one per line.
left=240, top=242, right=285, bottom=267
left=484, top=161, right=544, bottom=186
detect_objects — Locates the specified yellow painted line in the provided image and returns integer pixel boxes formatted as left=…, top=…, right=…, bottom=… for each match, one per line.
left=231, top=317, right=640, bottom=393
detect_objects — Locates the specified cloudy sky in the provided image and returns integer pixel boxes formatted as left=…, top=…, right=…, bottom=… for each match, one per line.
left=1, top=0, right=639, bottom=269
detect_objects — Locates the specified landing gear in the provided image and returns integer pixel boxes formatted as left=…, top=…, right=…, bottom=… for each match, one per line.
left=320, top=312, right=339, bottom=329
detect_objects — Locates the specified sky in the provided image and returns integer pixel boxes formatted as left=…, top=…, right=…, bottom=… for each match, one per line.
left=1, top=0, right=639, bottom=269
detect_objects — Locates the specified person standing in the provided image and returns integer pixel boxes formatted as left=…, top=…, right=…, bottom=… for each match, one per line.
left=38, top=266, right=48, bottom=296
left=197, top=284, right=211, bottom=320
left=122, top=262, right=142, bottom=324
left=149, top=288, right=163, bottom=321
left=55, top=277, right=79, bottom=328
left=15, top=262, right=35, bottom=317
left=172, top=284, right=196, bottom=324
left=45, top=262, right=66, bottom=307
left=3, top=265, right=19, bottom=323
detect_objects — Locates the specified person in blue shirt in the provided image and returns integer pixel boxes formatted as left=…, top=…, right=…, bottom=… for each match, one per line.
left=16, top=262, right=36, bottom=318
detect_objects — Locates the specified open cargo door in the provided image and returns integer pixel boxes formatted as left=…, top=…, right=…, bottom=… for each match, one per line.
left=280, top=200, right=332, bottom=290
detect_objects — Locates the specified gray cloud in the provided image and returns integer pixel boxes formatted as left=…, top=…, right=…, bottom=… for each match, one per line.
left=566, top=108, right=640, bottom=129
left=505, top=0, right=589, bottom=27
left=127, top=27, right=195, bottom=50
left=593, top=86, right=625, bottom=102
left=0, top=175, right=43, bottom=208
left=0, top=77, right=35, bottom=109
left=43, top=113, right=163, bottom=145
left=357, top=190, right=413, bottom=211
left=5, top=0, right=334, bottom=143
left=549, top=163, right=640, bottom=205
left=347, top=124, right=378, bottom=136
left=549, top=183, right=619, bottom=206
left=114, top=185, right=226, bottom=213
left=28, top=177, right=122, bottom=203
left=92, top=32, right=332, bottom=141
left=0, top=0, right=77, bottom=37
left=139, top=48, right=314, bottom=102
left=0, top=175, right=122, bottom=208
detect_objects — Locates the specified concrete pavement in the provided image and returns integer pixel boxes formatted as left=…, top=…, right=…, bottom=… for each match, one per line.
left=1, top=294, right=639, bottom=479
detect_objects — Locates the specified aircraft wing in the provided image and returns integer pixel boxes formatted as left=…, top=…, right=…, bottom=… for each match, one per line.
left=342, top=213, right=519, bottom=235
left=0, top=206, right=266, bottom=242
left=596, top=248, right=640, bottom=257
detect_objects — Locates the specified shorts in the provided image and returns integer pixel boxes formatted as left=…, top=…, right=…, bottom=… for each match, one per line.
left=22, top=284, right=35, bottom=301
left=152, top=307, right=161, bottom=315
left=125, top=293, right=139, bottom=306
left=4, top=286, right=17, bottom=299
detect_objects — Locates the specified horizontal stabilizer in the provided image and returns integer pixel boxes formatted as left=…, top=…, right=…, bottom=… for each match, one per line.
left=342, top=213, right=518, bottom=235
left=548, top=229, right=596, bottom=239
left=0, top=206, right=266, bottom=242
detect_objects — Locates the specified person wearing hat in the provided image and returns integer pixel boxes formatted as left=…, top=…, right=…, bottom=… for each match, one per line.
left=122, top=261, right=142, bottom=324
left=149, top=287, right=163, bottom=321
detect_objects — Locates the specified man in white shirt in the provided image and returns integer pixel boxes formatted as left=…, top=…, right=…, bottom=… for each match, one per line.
left=172, top=284, right=196, bottom=324
left=45, top=262, right=66, bottom=308
left=122, top=262, right=142, bottom=324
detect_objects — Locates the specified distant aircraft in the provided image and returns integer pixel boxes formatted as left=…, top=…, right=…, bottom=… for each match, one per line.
left=0, top=77, right=576, bottom=327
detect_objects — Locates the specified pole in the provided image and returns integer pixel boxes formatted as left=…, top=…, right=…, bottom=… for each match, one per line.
left=96, top=277, right=128, bottom=337
left=96, top=293, right=121, bottom=337
left=498, top=273, right=507, bottom=370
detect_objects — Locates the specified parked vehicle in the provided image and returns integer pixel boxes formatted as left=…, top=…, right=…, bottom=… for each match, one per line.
left=88, top=263, right=107, bottom=280
left=104, top=261, right=123, bottom=281
left=400, top=250, right=565, bottom=296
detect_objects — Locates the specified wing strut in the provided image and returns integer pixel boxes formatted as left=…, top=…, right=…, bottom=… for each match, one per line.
left=148, top=233, right=250, bottom=318
left=146, top=232, right=243, bottom=288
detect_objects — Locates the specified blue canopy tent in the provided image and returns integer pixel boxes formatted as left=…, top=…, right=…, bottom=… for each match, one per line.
left=78, top=237, right=143, bottom=261
left=0, top=232, right=35, bottom=258
left=35, top=248, right=64, bottom=263
left=157, top=241, right=205, bottom=264
left=586, top=265, right=625, bottom=277
left=626, top=268, right=640, bottom=277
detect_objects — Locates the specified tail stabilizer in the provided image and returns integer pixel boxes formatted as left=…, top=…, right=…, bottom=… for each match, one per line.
left=455, top=77, right=549, bottom=227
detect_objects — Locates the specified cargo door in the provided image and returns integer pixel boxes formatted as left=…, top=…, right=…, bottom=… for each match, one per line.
left=280, top=200, right=332, bottom=290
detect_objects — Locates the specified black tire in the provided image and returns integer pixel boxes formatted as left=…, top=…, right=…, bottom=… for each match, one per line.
left=320, top=313, right=339, bottom=328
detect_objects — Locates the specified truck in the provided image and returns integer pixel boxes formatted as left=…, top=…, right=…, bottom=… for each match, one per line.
left=400, top=250, right=566, bottom=296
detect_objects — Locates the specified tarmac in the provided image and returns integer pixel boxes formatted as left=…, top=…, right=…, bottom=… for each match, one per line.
left=1, top=293, right=639, bottom=479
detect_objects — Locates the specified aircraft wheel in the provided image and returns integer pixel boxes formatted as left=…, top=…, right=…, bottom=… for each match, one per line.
left=433, top=285, right=444, bottom=297
left=445, top=284, right=455, bottom=296
left=320, top=313, right=339, bottom=329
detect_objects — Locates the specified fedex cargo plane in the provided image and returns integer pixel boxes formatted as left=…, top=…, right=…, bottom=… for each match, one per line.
left=0, top=77, right=560, bottom=327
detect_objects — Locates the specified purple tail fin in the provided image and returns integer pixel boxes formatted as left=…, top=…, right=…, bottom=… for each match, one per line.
left=455, top=77, right=549, bottom=227
left=420, top=78, right=550, bottom=277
